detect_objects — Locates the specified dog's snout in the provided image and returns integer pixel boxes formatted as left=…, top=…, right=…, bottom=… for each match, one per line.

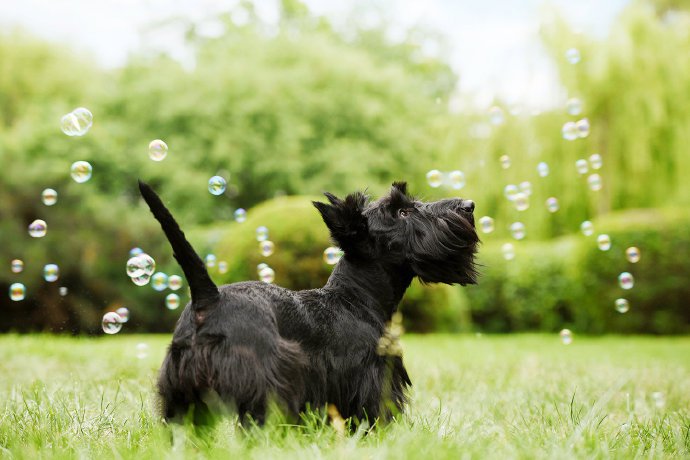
left=461, top=200, right=475, bottom=213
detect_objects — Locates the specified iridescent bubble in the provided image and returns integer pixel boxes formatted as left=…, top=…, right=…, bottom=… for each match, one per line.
left=651, top=392, right=665, bottom=409
left=499, top=155, right=511, bottom=170
left=546, top=197, right=559, bottom=213
left=234, top=208, right=247, bottom=223
left=615, top=298, right=630, bottom=313
left=70, top=161, right=93, bottom=183
left=565, top=48, right=581, bottom=64
left=479, top=216, right=494, bottom=234
left=140, top=254, right=156, bottom=276
left=259, top=266, right=275, bottom=283
left=208, top=176, right=227, bottom=196
left=43, top=264, right=59, bottom=282
left=626, top=247, right=641, bottom=263
left=148, top=139, right=168, bottom=161
left=256, top=226, right=269, bottom=242
left=165, top=293, right=180, bottom=310
left=323, top=247, right=342, bottom=265
left=447, top=170, right=465, bottom=190
left=126, top=256, right=146, bottom=278
left=618, top=272, right=634, bottom=290
left=576, top=159, right=589, bottom=175
left=502, top=243, right=515, bottom=261
left=115, top=307, right=130, bottom=323
left=60, top=107, right=93, bottom=136
left=42, top=188, right=58, bottom=206
left=597, top=234, right=611, bottom=251
left=489, top=106, right=505, bottom=125
left=519, top=181, right=532, bottom=196
left=136, top=343, right=149, bottom=359
left=10, top=259, right=23, bottom=274
left=510, top=222, right=526, bottom=240
left=131, top=274, right=150, bottom=286
left=537, top=162, right=549, bottom=177
left=589, top=153, right=603, bottom=170
left=168, top=275, right=183, bottom=291
left=562, top=122, right=578, bottom=141
left=514, top=193, right=529, bottom=211
left=257, top=263, right=268, bottom=273
left=205, top=254, right=216, bottom=268
left=426, top=170, right=443, bottom=188
left=59, top=286, right=68, bottom=296
left=218, top=261, right=228, bottom=274
left=576, top=118, right=590, bottom=138
left=504, top=184, right=519, bottom=201
left=102, top=312, right=122, bottom=334
left=9, top=283, right=26, bottom=301
left=559, top=328, right=573, bottom=345
left=581, top=221, right=594, bottom=236
left=129, top=247, right=144, bottom=258
left=28, top=219, right=47, bottom=238
left=566, top=98, right=582, bottom=116
left=588, top=173, right=602, bottom=191
left=151, top=272, right=168, bottom=291
left=260, top=240, right=275, bottom=257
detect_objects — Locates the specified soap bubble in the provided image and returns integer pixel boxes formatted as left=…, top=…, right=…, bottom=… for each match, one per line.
left=588, top=174, right=602, bottom=191
left=323, top=247, right=342, bottom=265
left=565, top=48, right=581, bottom=64
left=131, top=274, right=150, bottom=286
left=234, top=208, right=247, bottom=223
left=260, top=240, right=275, bottom=257
left=257, top=263, right=269, bottom=273
left=218, top=261, right=228, bottom=274
left=70, top=161, right=93, bottom=183
left=165, top=293, right=180, bottom=310
left=479, top=216, right=494, bottom=234
left=626, top=247, right=641, bottom=263
left=576, top=118, right=590, bottom=138
left=502, top=243, right=515, bottom=261
left=28, top=219, right=47, bottom=238
left=129, top=247, right=144, bottom=258
left=514, top=193, right=529, bottom=211
left=504, top=184, right=519, bottom=201
left=519, top=181, right=532, bottom=196
left=208, top=176, right=227, bottom=195
left=140, top=254, right=156, bottom=276
left=168, top=275, right=183, bottom=291
left=581, top=221, right=594, bottom=236
left=651, top=392, right=665, bottom=409
left=500, top=155, right=511, bottom=170
left=136, top=343, right=149, bottom=359
left=148, top=139, right=168, bottom=161
left=426, top=170, right=443, bottom=188
left=447, top=170, right=465, bottom=190
left=489, top=106, right=505, bottom=125
left=10, top=259, right=23, bottom=274
left=42, top=188, right=58, bottom=206
left=615, top=298, right=630, bottom=313
left=589, top=153, right=603, bottom=170
left=618, top=272, right=634, bottom=290
left=559, top=328, right=573, bottom=345
left=43, top=264, right=59, bottom=282
left=597, top=234, right=611, bottom=251
left=126, top=256, right=146, bottom=278
left=59, top=286, right=68, bottom=296
left=576, top=159, right=589, bottom=175
left=537, top=162, right=549, bottom=177
left=562, top=122, right=578, bottom=141
left=546, top=197, right=559, bottom=213
left=256, top=226, right=269, bottom=242
left=259, top=266, right=275, bottom=283
left=566, top=98, right=582, bottom=116
left=60, top=107, right=93, bottom=136
left=510, top=222, right=526, bottom=240
left=115, top=307, right=130, bottom=323
left=9, top=283, right=26, bottom=301
left=151, top=272, right=168, bottom=291
left=205, top=254, right=217, bottom=268
left=102, top=312, right=122, bottom=334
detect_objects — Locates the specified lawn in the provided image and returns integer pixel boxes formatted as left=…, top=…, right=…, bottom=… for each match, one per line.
left=0, top=334, right=688, bottom=459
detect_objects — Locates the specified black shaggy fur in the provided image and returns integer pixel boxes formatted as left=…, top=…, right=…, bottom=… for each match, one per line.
left=138, top=180, right=479, bottom=426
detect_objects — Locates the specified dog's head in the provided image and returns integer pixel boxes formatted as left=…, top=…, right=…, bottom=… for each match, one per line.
left=313, top=182, right=479, bottom=285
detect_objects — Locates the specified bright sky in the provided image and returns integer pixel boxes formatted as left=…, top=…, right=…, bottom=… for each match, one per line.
left=0, top=0, right=629, bottom=109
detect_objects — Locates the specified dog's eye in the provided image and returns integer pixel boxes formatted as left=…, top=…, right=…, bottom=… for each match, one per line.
left=398, top=209, right=411, bottom=218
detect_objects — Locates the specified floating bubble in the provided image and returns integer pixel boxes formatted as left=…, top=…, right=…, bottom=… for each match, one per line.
left=168, top=275, right=183, bottom=291
left=519, top=181, right=532, bottom=196
left=426, top=169, right=443, bottom=188
left=9, top=283, right=26, bottom=301
left=559, top=328, right=573, bottom=345
left=136, top=343, right=149, bottom=359
left=42, top=188, right=58, bottom=206
left=618, top=272, right=634, bottom=290
left=256, top=226, right=269, bottom=242
left=257, top=263, right=269, bottom=273
left=323, top=247, right=343, bottom=265
left=581, top=221, right=594, bottom=236
left=208, top=176, right=227, bottom=195
left=566, top=98, right=582, bottom=116
left=589, top=153, right=603, bottom=170
left=148, top=139, right=168, bottom=161
left=218, top=261, right=228, bottom=274
left=576, top=118, right=590, bottom=138
left=28, top=219, right=47, bottom=238
left=43, top=264, right=59, bottom=282
left=115, top=307, right=130, bottom=323
left=489, top=106, right=505, bottom=125
left=234, top=208, right=247, bottom=223
left=565, top=48, right=581, bottom=64
left=597, top=234, right=611, bottom=251
left=205, top=254, right=217, bottom=268
left=499, top=155, right=511, bottom=170
left=588, top=174, right=602, bottom=191
left=70, top=161, right=93, bottom=183
left=514, top=193, right=529, bottom=211
left=11, top=259, right=24, bottom=274
left=651, top=392, right=665, bottom=409
left=259, top=266, right=275, bottom=283
left=502, top=243, right=515, bottom=261
left=165, top=293, right=180, bottom=310
left=151, top=272, right=168, bottom=291
left=504, top=184, right=519, bottom=201
left=131, top=274, right=150, bottom=286
left=479, top=216, right=494, bottom=234
left=60, top=107, right=93, bottom=136
left=537, top=162, right=549, bottom=177
left=510, top=222, right=526, bottom=240
left=102, top=312, right=122, bottom=334
left=575, top=159, right=589, bottom=175
left=129, top=247, right=144, bottom=257
left=562, top=122, right=578, bottom=141
left=626, top=247, right=641, bottom=263
left=126, top=256, right=146, bottom=278
left=260, top=240, right=275, bottom=257
left=140, top=254, right=156, bottom=276
left=546, top=197, right=559, bottom=213
left=447, top=170, right=465, bottom=190
left=615, top=298, right=630, bottom=313
left=59, top=286, right=68, bottom=296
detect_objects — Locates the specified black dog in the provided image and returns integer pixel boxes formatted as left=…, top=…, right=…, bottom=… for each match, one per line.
left=138, top=180, right=478, bottom=426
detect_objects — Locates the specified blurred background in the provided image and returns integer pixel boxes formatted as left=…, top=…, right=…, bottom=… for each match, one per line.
left=1, top=0, right=688, bottom=335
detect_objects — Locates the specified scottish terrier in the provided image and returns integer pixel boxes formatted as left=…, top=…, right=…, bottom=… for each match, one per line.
left=138, top=180, right=478, bottom=427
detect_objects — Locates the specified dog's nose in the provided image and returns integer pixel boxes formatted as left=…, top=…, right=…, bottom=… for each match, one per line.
left=461, top=200, right=475, bottom=213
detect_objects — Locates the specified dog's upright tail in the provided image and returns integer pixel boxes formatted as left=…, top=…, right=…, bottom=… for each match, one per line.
left=138, top=180, right=219, bottom=309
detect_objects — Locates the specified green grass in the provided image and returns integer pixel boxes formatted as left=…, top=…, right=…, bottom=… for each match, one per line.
left=1, top=334, right=688, bottom=459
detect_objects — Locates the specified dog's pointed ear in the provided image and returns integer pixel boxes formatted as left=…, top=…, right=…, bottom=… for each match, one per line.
left=391, top=182, right=408, bottom=196
left=313, top=191, right=369, bottom=256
